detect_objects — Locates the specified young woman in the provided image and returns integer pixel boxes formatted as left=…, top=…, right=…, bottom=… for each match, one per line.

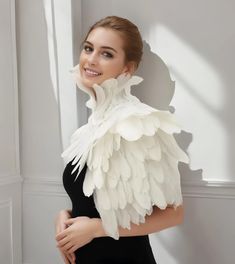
left=55, top=16, right=189, bottom=264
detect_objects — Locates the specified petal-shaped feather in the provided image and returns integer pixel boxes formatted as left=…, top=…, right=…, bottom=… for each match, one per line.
left=149, top=176, right=167, bottom=209
left=158, top=129, right=190, bottom=163
left=146, top=160, right=164, bottom=183
left=119, top=153, right=131, bottom=181
left=114, top=116, right=144, bottom=141
left=117, top=180, right=128, bottom=209
left=96, top=187, right=111, bottom=210
left=116, top=209, right=131, bottom=229
left=154, top=111, right=182, bottom=134
left=83, top=168, right=95, bottom=196
left=93, top=166, right=104, bottom=189
left=107, top=187, right=119, bottom=209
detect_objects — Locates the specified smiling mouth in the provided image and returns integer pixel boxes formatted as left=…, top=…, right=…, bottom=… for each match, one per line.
left=84, top=68, right=102, bottom=76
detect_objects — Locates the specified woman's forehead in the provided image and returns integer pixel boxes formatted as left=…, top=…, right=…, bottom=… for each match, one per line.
left=86, top=27, right=124, bottom=50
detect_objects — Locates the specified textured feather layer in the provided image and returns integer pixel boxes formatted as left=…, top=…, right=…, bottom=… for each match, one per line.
left=82, top=111, right=189, bottom=239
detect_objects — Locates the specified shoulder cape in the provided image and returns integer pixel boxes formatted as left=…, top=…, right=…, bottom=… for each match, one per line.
left=61, top=64, right=190, bottom=240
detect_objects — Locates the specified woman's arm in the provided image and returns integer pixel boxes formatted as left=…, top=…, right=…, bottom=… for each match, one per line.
left=56, top=205, right=184, bottom=254
left=94, top=205, right=184, bottom=238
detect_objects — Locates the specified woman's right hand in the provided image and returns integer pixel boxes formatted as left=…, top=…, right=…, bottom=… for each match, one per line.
left=55, top=209, right=76, bottom=264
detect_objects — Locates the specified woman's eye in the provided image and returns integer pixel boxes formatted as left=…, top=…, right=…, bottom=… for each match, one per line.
left=83, top=45, right=93, bottom=52
left=102, top=51, right=113, bottom=58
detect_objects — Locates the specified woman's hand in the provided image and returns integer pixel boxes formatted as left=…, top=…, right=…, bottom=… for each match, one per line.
left=58, top=248, right=75, bottom=264
left=55, top=216, right=99, bottom=254
left=54, top=210, right=76, bottom=264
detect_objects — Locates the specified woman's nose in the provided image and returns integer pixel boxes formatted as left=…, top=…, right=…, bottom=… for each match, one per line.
left=87, top=52, right=98, bottom=65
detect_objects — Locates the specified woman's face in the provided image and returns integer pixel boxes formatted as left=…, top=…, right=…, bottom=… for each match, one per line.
left=79, top=27, right=132, bottom=88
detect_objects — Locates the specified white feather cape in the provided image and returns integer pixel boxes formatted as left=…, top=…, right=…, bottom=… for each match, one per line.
left=61, top=64, right=190, bottom=240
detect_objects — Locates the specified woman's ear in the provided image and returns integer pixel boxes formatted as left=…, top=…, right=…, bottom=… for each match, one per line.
left=123, top=61, right=136, bottom=75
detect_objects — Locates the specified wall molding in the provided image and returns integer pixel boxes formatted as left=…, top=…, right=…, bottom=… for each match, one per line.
left=11, top=0, right=20, bottom=175
left=182, top=180, right=235, bottom=199
left=23, top=177, right=67, bottom=197
left=22, top=177, right=235, bottom=199
left=0, top=175, right=23, bottom=186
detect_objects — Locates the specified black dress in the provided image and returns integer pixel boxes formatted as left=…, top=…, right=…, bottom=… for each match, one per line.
left=62, top=158, right=157, bottom=264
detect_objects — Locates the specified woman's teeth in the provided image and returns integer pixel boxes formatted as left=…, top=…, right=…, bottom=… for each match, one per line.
left=85, top=68, right=102, bottom=76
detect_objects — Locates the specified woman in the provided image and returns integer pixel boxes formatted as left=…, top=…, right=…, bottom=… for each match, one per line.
left=55, top=16, right=189, bottom=264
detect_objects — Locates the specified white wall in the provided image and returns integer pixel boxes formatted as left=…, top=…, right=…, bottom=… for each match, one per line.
left=0, top=0, right=22, bottom=263
left=16, top=0, right=81, bottom=263
left=15, top=0, right=235, bottom=263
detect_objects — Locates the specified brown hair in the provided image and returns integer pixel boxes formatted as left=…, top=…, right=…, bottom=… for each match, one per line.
left=82, top=16, right=143, bottom=69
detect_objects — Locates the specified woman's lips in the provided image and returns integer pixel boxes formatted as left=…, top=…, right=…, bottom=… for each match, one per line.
left=84, top=68, right=102, bottom=77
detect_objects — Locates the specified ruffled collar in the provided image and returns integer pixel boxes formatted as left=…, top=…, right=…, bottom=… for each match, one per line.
left=69, top=64, right=144, bottom=113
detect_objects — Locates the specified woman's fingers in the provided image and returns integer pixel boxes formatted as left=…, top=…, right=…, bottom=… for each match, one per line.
left=60, top=248, right=76, bottom=264
left=61, top=242, right=73, bottom=252
left=60, top=245, right=76, bottom=263
left=58, top=239, right=76, bottom=253
left=56, top=230, right=67, bottom=241
left=66, top=252, right=76, bottom=264
left=59, top=250, right=70, bottom=264
left=59, top=241, right=78, bottom=255
left=55, top=220, right=66, bottom=235
left=57, top=235, right=70, bottom=247
left=67, top=245, right=79, bottom=254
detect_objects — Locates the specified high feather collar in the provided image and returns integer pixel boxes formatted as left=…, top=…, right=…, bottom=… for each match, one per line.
left=70, top=64, right=144, bottom=118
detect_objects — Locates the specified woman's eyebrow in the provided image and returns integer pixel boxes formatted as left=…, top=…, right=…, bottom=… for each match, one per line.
left=84, top=41, right=117, bottom=53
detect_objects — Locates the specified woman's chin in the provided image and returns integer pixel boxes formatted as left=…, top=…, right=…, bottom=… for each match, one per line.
left=80, top=77, right=93, bottom=87
left=80, top=77, right=103, bottom=88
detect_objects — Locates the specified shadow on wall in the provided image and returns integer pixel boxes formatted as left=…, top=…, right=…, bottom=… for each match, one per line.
left=135, top=41, right=209, bottom=264
left=133, top=41, right=203, bottom=184
left=136, top=41, right=176, bottom=110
